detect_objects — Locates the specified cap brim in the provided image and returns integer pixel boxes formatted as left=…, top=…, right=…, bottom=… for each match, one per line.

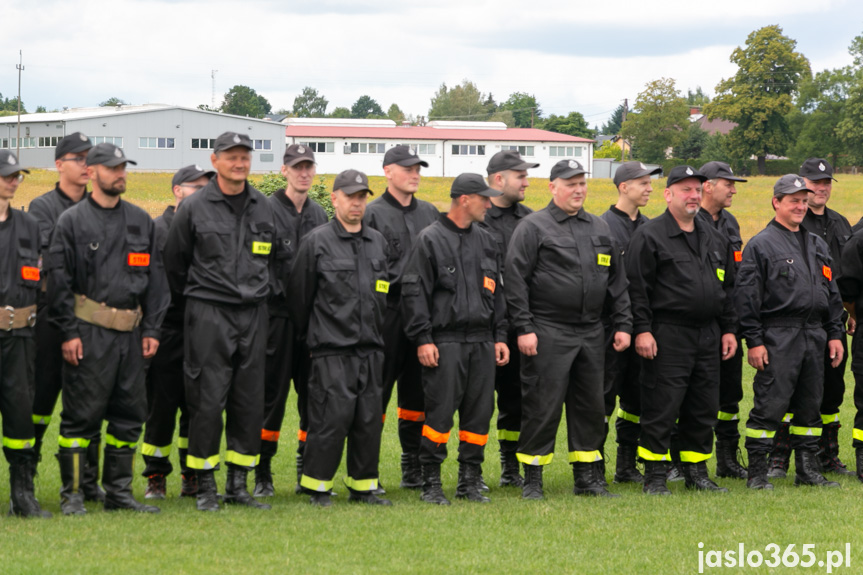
left=56, top=142, right=93, bottom=159
left=178, top=170, right=215, bottom=184
left=389, top=157, right=429, bottom=168
left=804, top=173, right=838, bottom=182
left=776, top=187, right=813, bottom=196
left=478, top=188, right=504, bottom=197
left=0, top=166, right=29, bottom=176
left=215, top=143, right=254, bottom=153
left=339, top=185, right=374, bottom=196
left=285, top=156, right=316, bottom=167
left=615, top=167, right=662, bottom=185
left=553, top=169, right=589, bottom=180
left=99, top=158, right=137, bottom=167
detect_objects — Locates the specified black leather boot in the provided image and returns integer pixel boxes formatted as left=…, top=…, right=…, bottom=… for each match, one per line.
left=857, top=448, right=863, bottom=484
left=614, top=443, right=643, bottom=484
left=746, top=449, right=773, bottom=490
left=643, top=461, right=671, bottom=495
left=400, top=453, right=422, bottom=489
left=715, top=440, right=748, bottom=479
left=8, top=452, right=51, bottom=518
left=196, top=469, right=219, bottom=511
left=420, top=463, right=450, bottom=505
left=224, top=464, right=271, bottom=509
left=794, top=449, right=840, bottom=488
left=57, top=448, right=87, bottom=515
left=253, top=455, right=275, bottom=498
left=767, top=422, right=791, bottom=478
left=521, top=464, right=544, bottom=500
left=103, top=446, right=160, bottom=512
left=682, top=461, right=728, bottom=492
left=819, top=422, right=853, bottom=475
left=456, top=463, right=490, bottom=503
left=294, top=445, right=304, bottom=495
left=498, top=441, right=523, bottom=487
left=81, top=438, right=105, bottom=502
left=348, top=486, right=392, bottom=506
left=572, top=462, right=619, bottom=497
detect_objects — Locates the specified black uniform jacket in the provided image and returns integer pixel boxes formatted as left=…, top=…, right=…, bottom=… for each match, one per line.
left=600, top=205, right=648, bottom=257
left=505, top=201, right=631, bottom=336
left=154, top=206, right=183, bottom=330
left=47, top=197, right=169, bottom=341
left=286, top=218, right=389, bottom=355
left=839, top=226, right=863, bottom=372
left=28, top=184, right=87, bottom=255
left=736, top=220, right=844, bottom=349
left=268, top=191, right=328, bottom=318
left=163, top=178, right=275, bottom=307
left=696, top=207, right=743, bottom=267
left=477, top=202, right=533, bottom=258
left=802, top=207, right=851, bottom=280
left=364, top=189, right=439, bottom=305
left=401, top=215, right=507, bottom=346
left=0, top=208, right=40, bottom=338
left=626, top=209, right=736, bottom=335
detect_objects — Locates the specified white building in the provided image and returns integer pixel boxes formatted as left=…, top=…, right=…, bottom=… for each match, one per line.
left=284, top=118, right=594, bottom=177
left=0, top=104, right=287, bottom=172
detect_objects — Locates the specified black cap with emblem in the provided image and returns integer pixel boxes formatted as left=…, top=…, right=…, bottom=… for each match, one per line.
left=665, top=165, right=707, bottom=187
left=55, top=132, right=92, bottom=160
left=213, top=131, right=254, bottom=153
left=550, top=159, right=589, bottom=181
left=283, top=143, right=316, bottom=167
left=486, top=150, right=539, bottom=175
left=774, top=174, right=813, bottom=197
left=86, top=143, right=137, bottom=167
left=383, top=145, right=429, bottom=168
left=799, top=157, right=837, bottom=182
left=450, top=173, right=502, bottom=198
left=333, top=169, right=374, bottom=195
left=0, top=150, right=29, bottom=177
left=172, top=164, right=215, bottom=187
left=613, top=161, right=662, bottom=186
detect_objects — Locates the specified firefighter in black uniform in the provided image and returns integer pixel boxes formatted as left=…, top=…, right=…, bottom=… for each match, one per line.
left=791, top=158, right=854, bottom=477
left=507, top=160, right=630, bottom=500
left=626, top=165, right=737, bottom=496
left=477, top=150, right=538, bottom=488
left=402, top=173, right=509, bottom=505
left=364, top=145, right=438, bottom=490
left=600, top=161, right=660, bottom=484
left=48, top=143, right=169, bottom=514
left=839, top=217, right=863, bottom=482
left=257, top=144, right=327, bottom=497
left=288, top=169, right=391, bottom=507
left=0, top=151, right=51, bottom=517
left=141, top=164, right=212, bottom=500
left=739, top=174, right=845, bottom=490
left=163, top=132, right=275, bottom=512
left=698, top=161, right=749, bottom=480
left=30, top=132, right=104, bottom=501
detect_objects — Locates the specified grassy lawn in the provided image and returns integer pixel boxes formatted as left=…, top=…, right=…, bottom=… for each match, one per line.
left=5, top=170, right=863, bottom=574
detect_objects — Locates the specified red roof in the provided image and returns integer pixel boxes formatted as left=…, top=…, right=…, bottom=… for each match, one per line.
left=284, top=125, right=593, bottom=143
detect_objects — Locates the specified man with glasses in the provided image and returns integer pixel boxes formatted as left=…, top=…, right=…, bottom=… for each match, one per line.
left=141, top=165, right=213, bottom=499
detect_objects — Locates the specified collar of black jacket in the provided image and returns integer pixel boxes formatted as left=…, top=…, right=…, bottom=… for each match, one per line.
left=381, top=188, right=417, bottom=212
left=204, top=177, right=256, bottom=204
left=331, top=217, right=375, bottom=240
left=439, top=212, right=473, bottom=234
left=547, top=200, right=589, bottom=223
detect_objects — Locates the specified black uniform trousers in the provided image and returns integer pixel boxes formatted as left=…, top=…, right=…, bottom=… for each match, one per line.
left=32, top=302, right=65, bottom=428
left=745, top=325, right=826, bottom=453
left=603, top=329, right=641, bottom=447
left=495, top=331, right=522, bottom=444
left=821, top=335, right=848, bottom=420
left=420, top=341, right=495, bottom=466
left=262, top=316, right=310, bottom=457
left=638, top=322, right=719, bottom=463
left=517, top=322, right=605, bottom=466
left=300, top=351, right=384, bottom=493
left=715, top=336, right=744, bottom=441
left=59, top=323, right=147, bottom=449
left=184, top=298, right=267, bottom=470
left=852, top=335, right=863, bottom=447
left=0, top=336, right=37, bottom=457
left=141, top=325, right=190, bottom=477
left=380, top=306, right=425, bottom=455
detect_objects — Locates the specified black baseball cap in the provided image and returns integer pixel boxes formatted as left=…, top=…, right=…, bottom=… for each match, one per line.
left=774, top=174, right=813, bottom=197
left=333, top=169, right=374, bottom=195
left=486, top=150, right=539, bottom=175
left=0, top=150, right=29, bottom=177
left=550, top=159, right=589, bottom=181
left=213, top=132, right=253, bottom=153
left=613, top=161, right=662, bottom=187
left=86, top=143, right=137, bottom=167
left=55, top=132, right=92, bottom=160
left=283, top=144, right=316, bottom=167
left=450, top=173, right=502, bottom=198
left=699, top=161, right=747, bottom=183
left=383, top=145, right=428, bottom=168
left=172, top=164, right=214, bottom=187
left=800, top=157, right=837, bottom=182
left=665, top=165, right=707, bottom=187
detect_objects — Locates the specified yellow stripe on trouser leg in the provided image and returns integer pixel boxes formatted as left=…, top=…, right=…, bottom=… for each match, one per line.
left=679, top=451, right=711, bottom=463
left=497, top=430, right=520, bottom=442
left=186, top=454, right=220, bottom=470
left=782, top=413, right=793, bottom=423
left=58, top=435, right=91, bottom=449
left=344, top=477, right=379, bottom=492
left=821, top=413, right=840, bottom=425
left=300, top=474, right=334, bottom=493
left=637, top=446, right=671, bottom=461
left=745, top=428, right=775, bottom=439
left=141, top=442, right=172, bottom=457
left=568, top=450, right=602, bottom=463
left=105, top=433, right=137, bottom=449
left=177, top=436, right=189, bottom=449
left=717, top=411, right=739, bottom=421
left=32, top=414, right=51, bottom=425
left=516, top=452, right=554, bottom=466
left=853, top=428, right=863, bottom=442
left=225, top=450, right=260, bottom=467
left=790, top=426, right=822, bottom=437
left=2, top=437, right=35, bottom=450
left=617, top=409, right=640, bottom=424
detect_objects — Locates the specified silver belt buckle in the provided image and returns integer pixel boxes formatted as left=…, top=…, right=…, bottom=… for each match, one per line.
left=3, top=305, right=14, bottom=331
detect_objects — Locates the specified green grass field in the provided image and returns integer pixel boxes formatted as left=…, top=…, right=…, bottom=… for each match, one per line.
left=5, top=171, right=863, bottom=574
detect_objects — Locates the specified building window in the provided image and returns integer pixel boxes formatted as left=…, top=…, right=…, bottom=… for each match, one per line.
left=451, top=144, right=485, bottom=156
left=400, top=143, right=436, bottom=155
left=349, top=142, right=385, bottom=154
left=92, top=136, right=123, bottom=147
left=549, top=146, right=582, bottom=157
left=299, top=141, right=334, bottom=153
left=38, top=136, right=62, bottom=148
left=139, top=137, right=175, bottom=149
left=502, top=145, right=534, bottom=157
left=7, top=138, right=36, bottom=148
left=191, top=138, right=217, bottom=149
left=253, top=139, right=272, bottom=151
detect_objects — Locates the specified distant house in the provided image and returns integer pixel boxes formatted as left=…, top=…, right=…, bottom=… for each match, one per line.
left=594, top=134, right=631, bottom=158
left=695, top=116, right=737, bottom=136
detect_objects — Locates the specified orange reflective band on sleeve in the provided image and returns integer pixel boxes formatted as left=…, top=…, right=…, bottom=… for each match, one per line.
left=297, top=429, right=308, bottom=442
left=128, top=253, right=151, bottom=267
left=734, top=250, right=743, bottom=263
left=823, top=265, right=832, bottom=280
left=422, top=425, right=450, bottom=444
left=21, top=266, right=40, bottom=281
left=397, top=408, right=426, bottom=422
left=483, top=277, right=496, bottom=293
left=261, top=429, right=280, bottom=442
left=458, top=430, right=489, bottom=446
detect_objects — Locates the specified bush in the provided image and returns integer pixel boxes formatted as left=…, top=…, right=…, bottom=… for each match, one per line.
left=252, top=173, right=332, bottom=218
left=308, top=176, right=334, bottom=219
left=254, top=173, right=287, bottom=197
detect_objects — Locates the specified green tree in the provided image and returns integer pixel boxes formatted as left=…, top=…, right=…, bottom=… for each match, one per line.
left=387, top=103, right=406, bottom=123
left=99, top=97, right=127, bottom=107
left=221, top=85, right=272, bottom=118
left=330, top=107, right=351, bottom=119
left=673, top=123, right=709, bottom=160
left=686, top=87, right=710, bottom=105
left=35, top=105, right=47, bottom=113
left=500, top=92, right=541, bottom=128
left=835, top=34, right=863, bottom=166
left=601, top=104, right=626, bottom=135
left=351, top=95, right=385, bottom=119
left=704, top=25, right=811, bottom=174
left=540, top=111, right=594, bottom=138
left=593, top=140, right=622, bottom=160
left=787, top=68, right=850, bottom=166
left=620, top=78, right=689, bottom=164
left=292, top=87, right=328, bottom=117
left=428, top=80, right=494, bottom=121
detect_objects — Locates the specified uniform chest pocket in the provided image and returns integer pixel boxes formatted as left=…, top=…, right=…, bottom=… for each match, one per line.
left=591, top=236, right=612, bottom=271
left=320, top=259, right=358, bottom=303
left=437, top=260, right=458, bottom=292
left=248, top=221, right=273, bottom=257
left=542, top=236, right=578, bottom=267
left=126, top=234, right=151, bottom=273
left=383, top=230, right=403, bottom=263
left=480, top=257, right=498, bottom=297
left=196, top=221, right=234, bottom=261
left=17, top=246, right=40, bottom=288
left=769, top=255, right=798, bottom=283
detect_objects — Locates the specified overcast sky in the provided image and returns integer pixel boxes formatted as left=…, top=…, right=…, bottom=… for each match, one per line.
left=3, top=0, right=862, bottom=127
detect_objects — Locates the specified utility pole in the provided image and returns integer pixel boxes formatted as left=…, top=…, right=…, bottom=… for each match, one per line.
left=621, top=98, right=629, bottom=160
left=16, top=50, right=24, bottom=159
left=211, top=70, right=218, bottom=110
